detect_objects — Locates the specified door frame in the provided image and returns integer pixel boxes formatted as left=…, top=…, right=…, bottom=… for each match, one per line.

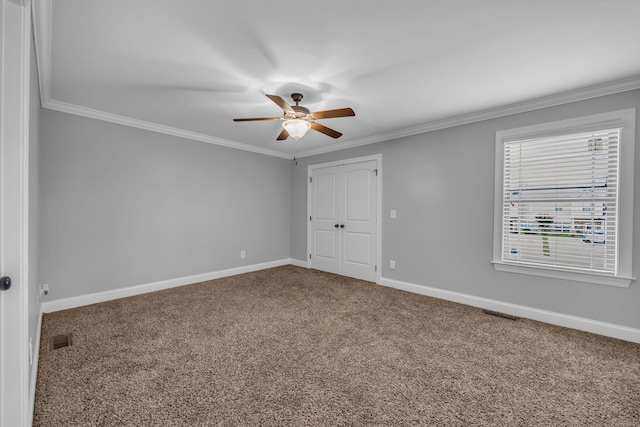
left=0, top=0, right=31, bottom=425
left=307, top=154, right=382, bottom=284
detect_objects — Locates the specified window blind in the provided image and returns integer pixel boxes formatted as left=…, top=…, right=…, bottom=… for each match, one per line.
left=502, top=128, right=620, bottom=274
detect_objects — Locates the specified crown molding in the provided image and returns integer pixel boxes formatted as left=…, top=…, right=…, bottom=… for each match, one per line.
left=42, top=100, right=293, bottom=159
left=40, top=75, right=640, bottom=161
left=293, top=75, right=640, bottom=158
left=32, top=0, right=640, bottom=160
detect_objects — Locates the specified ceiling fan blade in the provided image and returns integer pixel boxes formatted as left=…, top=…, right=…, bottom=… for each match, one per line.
left=233, top=117, right=282, bottom=122
left=276, top=129, right=289, bottom=140
left=310, top=108, right=355, bottom=120
left=311, top=122, right=343, bottom=139
left=266, top=94, right=295, bottom=114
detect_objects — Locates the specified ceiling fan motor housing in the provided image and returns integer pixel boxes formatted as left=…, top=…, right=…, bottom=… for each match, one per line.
left=286, top=93, right=311, bottom=119
left=289, top=105, right=311, bottom=120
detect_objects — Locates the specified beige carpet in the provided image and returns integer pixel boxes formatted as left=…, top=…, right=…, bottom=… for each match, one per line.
left=34, top=265, right=639, bottom=426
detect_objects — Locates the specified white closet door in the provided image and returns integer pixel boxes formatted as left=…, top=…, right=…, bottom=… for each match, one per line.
left=310, top=159, right=377, bottom=282
left=340, top=160, right=377, bottom=282
left=310, top=166, right=341, bottom=275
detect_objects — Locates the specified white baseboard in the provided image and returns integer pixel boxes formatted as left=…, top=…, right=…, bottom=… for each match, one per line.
left=290, top=258, right=308, bottom=268
left=379, top=277, right=640, bottom=344
left=41, top=259, right=294, bottom=313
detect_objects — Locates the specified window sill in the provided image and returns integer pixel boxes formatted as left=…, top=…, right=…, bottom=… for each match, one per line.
left=492, top=261, right=634, bottom=288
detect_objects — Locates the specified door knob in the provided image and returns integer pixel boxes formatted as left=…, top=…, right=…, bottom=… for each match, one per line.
left=335, top=224, right=339, bottom=228
left=340, top=224, right=345, bottom=228
left=0, top=276, right=11, bottom=291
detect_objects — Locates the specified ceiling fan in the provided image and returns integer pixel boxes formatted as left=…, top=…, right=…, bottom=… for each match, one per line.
left=233, top=93, right=355, bottom=140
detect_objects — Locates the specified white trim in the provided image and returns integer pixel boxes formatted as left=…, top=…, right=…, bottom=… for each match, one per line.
left=29, top=3, right=640, bottom=160
left=306, top=154, right=381, bottom=171
left=306, top=154, right=382, bottom=284
left=0, top=1, right=31, bottom=425
left=290, top=258, right=308, bottom=268
left=494, top=109, right=636, bottom=141
left=41, top=99, right=293, bottom=160
left=493, top=108, right=636, bottom=287
left=30, top=0, right=51, bottom=106
left=379, top=277, right=640, bottom=344
left=492, top=261, right=634, bottom=288
left=293, top=75, right=640, bottom=158
left=20, top=6, right=31, bottom=422
left=28, top=310, right=42, bottom=427
left=41, top=259, right=293, bottom=313
left=375, top=157, right=382, bottom=284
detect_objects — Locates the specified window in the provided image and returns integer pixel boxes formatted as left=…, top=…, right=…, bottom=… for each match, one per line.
left=493, top=109, right=635, bottom=287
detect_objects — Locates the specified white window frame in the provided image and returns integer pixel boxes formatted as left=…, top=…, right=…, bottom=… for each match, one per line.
left=493, top=109, right=636, bottom=287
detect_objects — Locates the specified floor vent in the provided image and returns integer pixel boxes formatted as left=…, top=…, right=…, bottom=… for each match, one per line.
left=51, top=334, right=72, bottom=350
left=482, top=310, right=518, bottom=321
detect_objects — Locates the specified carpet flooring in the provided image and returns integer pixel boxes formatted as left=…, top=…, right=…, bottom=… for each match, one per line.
left=34, top=265, right=639, bottom=426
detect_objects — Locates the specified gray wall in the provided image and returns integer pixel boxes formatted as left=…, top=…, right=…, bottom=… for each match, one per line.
left=39, top=111, right=291, bottom=300
left=291, top=90, right=640, bottom=329
left=28, top=23, right=41, bottom=384
left=38, top=87, right=640, bottom=329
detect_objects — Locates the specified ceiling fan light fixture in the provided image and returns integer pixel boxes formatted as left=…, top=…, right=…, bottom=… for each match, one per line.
left=282, top=119, right=311, bottom=140
left=234, top=94, right=353, bottom=140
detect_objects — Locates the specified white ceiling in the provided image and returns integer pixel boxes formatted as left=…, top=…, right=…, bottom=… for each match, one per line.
left=33, top=0, right=640, bottom=159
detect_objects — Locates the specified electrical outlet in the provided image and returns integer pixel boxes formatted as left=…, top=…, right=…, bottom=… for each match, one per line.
left=240, top=250, right=246, bottom=259
left=390, top=260, right=396, bottom=270
left=39, top=284, right=49, bottom=297
left=390, top=209, right=397, bottom=218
